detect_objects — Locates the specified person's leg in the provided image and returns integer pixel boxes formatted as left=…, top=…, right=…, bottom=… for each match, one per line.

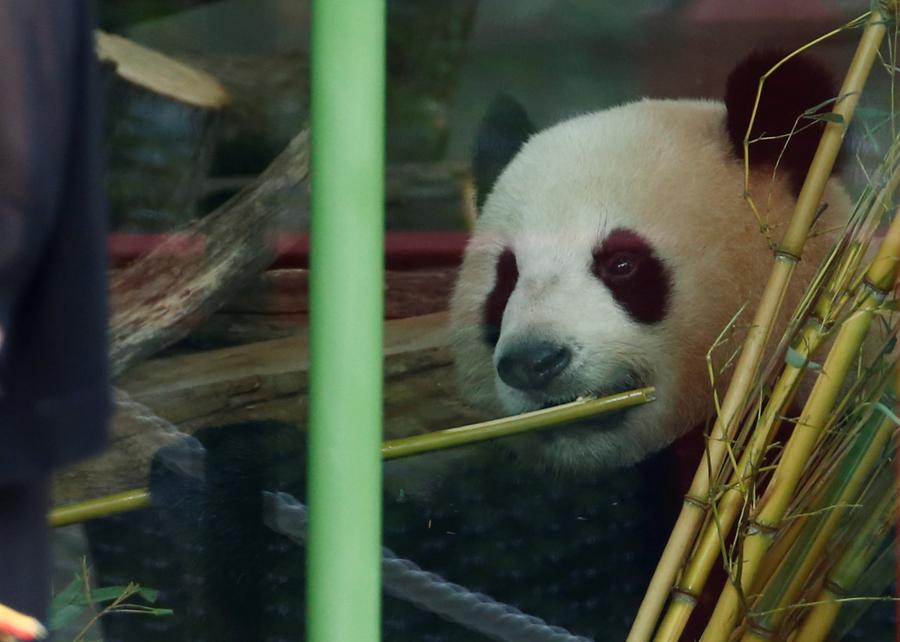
left=0, top=479, right=49, bottom=620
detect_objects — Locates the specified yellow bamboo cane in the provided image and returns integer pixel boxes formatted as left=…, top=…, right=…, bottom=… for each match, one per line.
left=654, top=154, right=900, bottom=641
left=791, top=487, right=897, bottom=642
left=699, top=205, right=900, bottom=641
left=626, top=11, right=888, bottom=640
left=740, top=412, right=896, bottom=641
left=653, top=276, right=842, bottom=642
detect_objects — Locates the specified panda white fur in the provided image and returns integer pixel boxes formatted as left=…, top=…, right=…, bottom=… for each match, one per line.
left=448, top=51, right=852, bottom=473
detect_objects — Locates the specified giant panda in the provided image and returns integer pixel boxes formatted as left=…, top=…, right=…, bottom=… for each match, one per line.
left=82, top=52, right=862, bottom=642
left=449, top=51, right=852, bottom=474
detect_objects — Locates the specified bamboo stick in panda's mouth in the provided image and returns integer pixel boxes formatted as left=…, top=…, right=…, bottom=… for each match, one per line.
left=381, top=386, right=657, bottom=460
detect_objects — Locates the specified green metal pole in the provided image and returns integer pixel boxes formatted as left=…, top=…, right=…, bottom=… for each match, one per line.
left=307, top=1, right=385, bottom=641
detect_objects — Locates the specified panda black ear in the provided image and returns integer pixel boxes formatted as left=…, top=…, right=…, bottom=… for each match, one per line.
left=725, top=50, right=842, bottom=193
left=472, top=95, right=535, bottom=211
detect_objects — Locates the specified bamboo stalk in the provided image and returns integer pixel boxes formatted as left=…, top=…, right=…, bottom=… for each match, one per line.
left=749, top=371, right=886, bottom=597
left=740, top=12, right=874, bottom=240
left=752, top=503, right=808, bottom=599
left=381, top=387, right=655, bottom=459
left=790, top=593, right=841, bottom=642
left=631, top=257, right=793, bottom=642
left=653, top=271, right=842, bottom=642
left=48, top=387, right=656, bottom=527
left=699, top=206, right=900, bottom=641
left=49, top=489, right=153, bottom=528
left=740, top=409, right=896, bottom=641
left=778, top=13, right=888, bottom=256
left=701, top=304, right=885, bottom=640
left=627, top=13, right=888, bottom=641
left=653, top=158, right=900, bottom=641
left=827, top=530, right=898, bottom=638
left=789, top=468, right=897, bottom=642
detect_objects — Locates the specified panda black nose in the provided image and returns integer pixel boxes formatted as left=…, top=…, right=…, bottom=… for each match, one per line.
left=497, top=341, right=572, bottom=391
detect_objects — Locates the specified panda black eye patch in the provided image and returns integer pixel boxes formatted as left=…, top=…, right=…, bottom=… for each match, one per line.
left=592, top=228, right=671, bottom=324
left=482, top=248, right=518, bottom=346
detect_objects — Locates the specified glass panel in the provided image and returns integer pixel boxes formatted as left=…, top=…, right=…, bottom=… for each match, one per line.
left=0, top=2, right=889, bottom=642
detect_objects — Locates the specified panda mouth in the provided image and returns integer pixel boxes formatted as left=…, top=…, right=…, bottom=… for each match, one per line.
left=537, top=370, right=646, bottom=411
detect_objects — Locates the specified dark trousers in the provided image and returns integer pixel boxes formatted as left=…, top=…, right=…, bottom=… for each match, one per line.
left=0, top=480, right=49, bottom=620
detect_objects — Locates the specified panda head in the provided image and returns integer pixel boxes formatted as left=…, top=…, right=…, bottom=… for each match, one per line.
left=449, top=51, right=851, bottom=473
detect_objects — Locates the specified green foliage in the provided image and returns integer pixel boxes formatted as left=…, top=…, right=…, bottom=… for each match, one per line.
left=48, top=559, right=172, bottom=642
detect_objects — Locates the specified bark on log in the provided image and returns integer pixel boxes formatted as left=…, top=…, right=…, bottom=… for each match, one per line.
left=109, top=130, right=310, bottom=379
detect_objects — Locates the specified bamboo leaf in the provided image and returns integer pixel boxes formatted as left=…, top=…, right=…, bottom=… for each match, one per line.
left=136, top=587, right=160, bottom=603
left=146, top=607, right=172, bottom=617
left=48, top=604, right=85, bottom=631
left=799, top=93, right=846, bottom=115
left=49, top=575, right=83, bottom=611
left=86, top=586, right=134, bottom=604
left=809, top=112, right=846, bottom=125
left=86, top=584, right=159, bottom=605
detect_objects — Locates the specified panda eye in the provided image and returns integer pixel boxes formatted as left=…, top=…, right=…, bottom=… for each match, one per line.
left=603, top=252, right=639, bottom=279
left=592, top=228, right=671, bottom=325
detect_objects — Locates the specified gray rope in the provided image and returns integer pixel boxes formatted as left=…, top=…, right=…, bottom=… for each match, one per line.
left=265, top=491, right=595, bottom=642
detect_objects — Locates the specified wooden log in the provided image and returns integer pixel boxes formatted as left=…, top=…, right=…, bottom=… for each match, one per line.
left=97, top=31, right=231, bottom=231
left=51, top=314, right=480, bottom=507
left=170, top=345, right=469, bottom=438
left=97, top=31, right=229, bottom=109
left=109, top=130, right=311, bottom=378
left=177, top=49, right=311, bottom=184
left=119, top=313, right=450, bottom=428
